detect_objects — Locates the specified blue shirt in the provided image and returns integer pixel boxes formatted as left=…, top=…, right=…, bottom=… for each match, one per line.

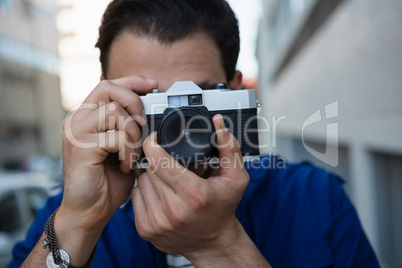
left=8, top=156, right=380, bottom=267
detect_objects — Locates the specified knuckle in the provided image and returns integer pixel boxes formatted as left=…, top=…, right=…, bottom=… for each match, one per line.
left=151, top=214, right=170, bottom=234
left=131, top=130, right=142, bottom=145
left=170, top=213, right=187, bottom=228
left=120, top=130, right=130, bottom=141
left=234, top=172, right=249, bottom=194
left=230, top=136, right=240, bottom=150
left=165, top=203, right=188, bottom=227
left=125, top=121, right=141, bottom=140
left=116, top=131, right=130, bottom=148
left=98, top=79, right=113, bottom=89
left=127, top=96, right=144, bottom=114
left=97, top=80, right=114, bottom=97
left=105, top=100, right=118, bottom=109
left=103, top=102, right=123, bottom=118
left=187, top=189, right=209, bottom=211
left=137, top=223, right=152, bottom=240
left=141, top=216, right=170, bottom=240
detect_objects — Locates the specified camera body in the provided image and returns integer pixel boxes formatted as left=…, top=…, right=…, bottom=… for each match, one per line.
left=138, top=81, right=259, bottom=167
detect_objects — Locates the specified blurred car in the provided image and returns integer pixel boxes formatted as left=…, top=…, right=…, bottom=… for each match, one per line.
left=0, top=172, right=61, bottom=267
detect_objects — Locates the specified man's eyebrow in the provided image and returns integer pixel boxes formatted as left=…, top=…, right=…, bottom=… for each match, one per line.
left=196, top=81, right=213, bottom=89
left=196, top=81, right=215, bottom=90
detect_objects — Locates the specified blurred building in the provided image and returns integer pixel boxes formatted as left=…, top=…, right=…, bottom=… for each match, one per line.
left=257, top=0, right=402, bottom=267
left=0, top=0, right=64, bottom=167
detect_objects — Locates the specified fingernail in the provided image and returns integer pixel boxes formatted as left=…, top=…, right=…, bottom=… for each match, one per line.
left=145, top=78, right=156, bottom=83
left=213, top=114, right=225, bottom=129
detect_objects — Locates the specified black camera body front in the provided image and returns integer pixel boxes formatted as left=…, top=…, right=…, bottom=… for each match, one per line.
left=136, top=81, right=260, bottom=168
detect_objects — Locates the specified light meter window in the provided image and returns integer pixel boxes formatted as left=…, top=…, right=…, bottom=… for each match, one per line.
left=188, top=94, right=202, bottom=106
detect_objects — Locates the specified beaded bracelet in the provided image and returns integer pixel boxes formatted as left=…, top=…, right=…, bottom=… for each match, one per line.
left=43, top=209, right=96, bottom=268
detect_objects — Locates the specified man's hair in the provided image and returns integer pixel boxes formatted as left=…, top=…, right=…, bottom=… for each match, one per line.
left=95, top=0, right=240, bottom=82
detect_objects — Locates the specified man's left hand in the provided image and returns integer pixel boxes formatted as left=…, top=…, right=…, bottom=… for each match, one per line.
left=131, top=114, right=249, bottom=257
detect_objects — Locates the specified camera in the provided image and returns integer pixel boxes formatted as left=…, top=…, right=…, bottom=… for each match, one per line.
left=136, top=81, right=260, bottom=168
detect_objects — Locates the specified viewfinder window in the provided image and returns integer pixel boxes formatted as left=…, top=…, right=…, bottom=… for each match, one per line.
left=188, top=94, right=202, bottom=106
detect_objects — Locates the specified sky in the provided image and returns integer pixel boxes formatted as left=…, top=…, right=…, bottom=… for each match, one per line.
left=58, top=0, right=263, bottom=110
left=227, top=0, right=263, bottom=78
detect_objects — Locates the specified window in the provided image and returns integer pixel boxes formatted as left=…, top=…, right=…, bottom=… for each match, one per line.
left=25, top=188, right=48, bottom=218
left=0, top=193, right=21, bottom=233
left=0, top=0, right=12, bottom=13
left=372, top=152, right=402, bottom=267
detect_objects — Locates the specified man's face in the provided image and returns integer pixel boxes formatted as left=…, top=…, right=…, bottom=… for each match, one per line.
left=107, top=31, right=228, bottom=91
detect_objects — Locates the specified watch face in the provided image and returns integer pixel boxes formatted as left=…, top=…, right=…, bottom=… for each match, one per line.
left=46, top=249, right=70, bottom=268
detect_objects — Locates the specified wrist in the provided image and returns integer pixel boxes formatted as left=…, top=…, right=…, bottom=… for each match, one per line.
left=52, top=208, right=103, bottom=267
left=185, top=219, right=243, bottom=264
left=185, top=219, right=271, bottom=267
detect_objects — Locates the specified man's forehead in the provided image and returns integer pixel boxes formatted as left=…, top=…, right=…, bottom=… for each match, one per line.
left=106, top=31, right=227, bottom=88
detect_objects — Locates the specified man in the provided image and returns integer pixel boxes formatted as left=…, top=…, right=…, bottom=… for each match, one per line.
left=9, top=0, right=379, bottom=267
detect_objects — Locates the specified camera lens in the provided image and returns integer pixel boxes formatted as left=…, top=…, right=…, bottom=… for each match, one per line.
left=158, top=107, right=214, bottom=164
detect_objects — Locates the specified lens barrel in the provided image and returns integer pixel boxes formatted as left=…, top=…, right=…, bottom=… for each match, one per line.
left=157, top=107, right=214, bottom=164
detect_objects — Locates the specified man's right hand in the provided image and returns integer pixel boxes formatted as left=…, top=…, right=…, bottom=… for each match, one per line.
left=54, top=76, right=157, bottom=266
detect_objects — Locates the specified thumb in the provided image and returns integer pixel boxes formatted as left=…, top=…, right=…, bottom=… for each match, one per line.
left=212, top=114, right=243, bottom=177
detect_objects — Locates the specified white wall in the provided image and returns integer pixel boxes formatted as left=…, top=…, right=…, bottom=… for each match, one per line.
left=257, top=0, right=402, bottom=266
